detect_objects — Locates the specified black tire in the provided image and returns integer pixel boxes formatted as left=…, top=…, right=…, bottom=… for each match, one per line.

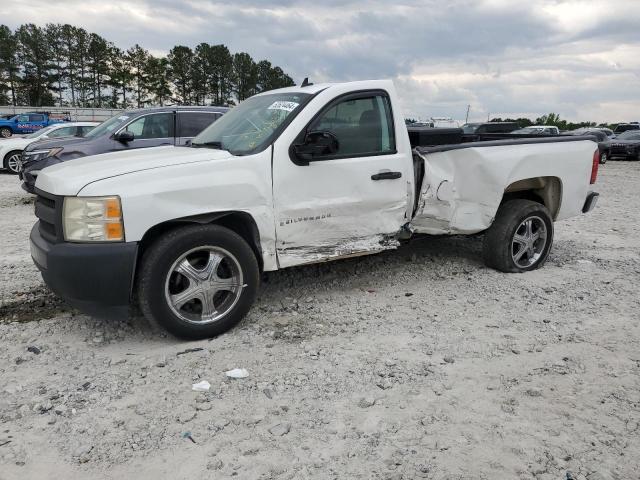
left=0, top=127, right=12, bottom=138
left=483, top=199, right=554, bottom=273
left=599, top=151, right=607, bottom=164
left=3, top=150, right=23, bottom=174
left=137, top=224, right=260, bottom=339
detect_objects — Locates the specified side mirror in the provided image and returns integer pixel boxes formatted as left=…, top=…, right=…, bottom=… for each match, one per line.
left=115, top=131, right=134, bottom=143
left=292, top=130, right=339, bottom=164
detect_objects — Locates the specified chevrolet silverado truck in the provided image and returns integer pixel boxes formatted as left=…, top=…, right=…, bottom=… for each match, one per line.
left=0, top=112, right=67, bottom=138
left=29, top=80, right=600, bottom=339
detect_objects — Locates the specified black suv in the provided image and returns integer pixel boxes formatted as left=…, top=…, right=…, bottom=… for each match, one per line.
left=603, top=130, right=640, bottom=161
left=20, top=106, right=228, bottom=193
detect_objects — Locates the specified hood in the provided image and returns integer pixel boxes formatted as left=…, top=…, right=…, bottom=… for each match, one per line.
left=24, top=136, right=88, bottom=152
left=0, top=136, right=32, bottom=151
left=36, top=146, right=234, bottom=196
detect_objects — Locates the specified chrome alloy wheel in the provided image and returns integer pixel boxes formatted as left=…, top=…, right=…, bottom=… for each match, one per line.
left=6, top=152, right=22, bottom=173
left=164, top=246, right=245, bottom=324
left=511, top=216, right=548, bottom=268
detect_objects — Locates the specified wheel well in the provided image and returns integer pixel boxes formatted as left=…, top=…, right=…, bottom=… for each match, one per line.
left=3, top=150, right=22, bottom=162
left=502, top=176, right=562, bottom=219
left=137, top=212, right=264, bottom=272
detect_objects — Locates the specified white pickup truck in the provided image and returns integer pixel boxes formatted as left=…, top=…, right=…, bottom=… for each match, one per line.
left=30, top=80, right=600, bottom=338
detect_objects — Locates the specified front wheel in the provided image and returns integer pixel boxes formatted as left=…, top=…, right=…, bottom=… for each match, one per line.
left=3, top=150, right=23, bottom=174
left=137, top=224, right=260, bottom=339
left=483, top=199, right=554, bottom=273
left=0, top=127, right=12, bottom=138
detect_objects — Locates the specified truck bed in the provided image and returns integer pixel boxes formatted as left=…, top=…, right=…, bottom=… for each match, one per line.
left=410, top=134, right=598, bottom=236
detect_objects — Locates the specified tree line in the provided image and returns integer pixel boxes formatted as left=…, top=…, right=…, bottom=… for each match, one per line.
left=0, top=23, right=295, bottom=108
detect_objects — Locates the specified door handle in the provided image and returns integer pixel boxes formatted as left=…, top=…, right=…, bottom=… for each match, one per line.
left=371, top=171, right=402, bottom=181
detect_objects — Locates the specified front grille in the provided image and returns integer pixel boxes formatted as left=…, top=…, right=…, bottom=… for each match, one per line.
left=610, top=144, right=628, bottom=155
left=35, top=190, right=62, bottom=243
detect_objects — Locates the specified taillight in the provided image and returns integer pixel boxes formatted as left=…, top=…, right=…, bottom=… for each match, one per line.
left=590, top=149, right=599, bottom=184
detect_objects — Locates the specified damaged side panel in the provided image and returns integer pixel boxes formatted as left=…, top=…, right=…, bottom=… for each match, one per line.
left=411, top=140, right=596, bottom=235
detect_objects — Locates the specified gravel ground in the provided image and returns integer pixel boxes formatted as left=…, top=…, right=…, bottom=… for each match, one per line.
left=0, top=163, right=639, bottom=480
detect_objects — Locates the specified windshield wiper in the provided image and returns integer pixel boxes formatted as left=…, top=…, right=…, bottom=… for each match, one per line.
left=191, top=141, right=225, bottom=150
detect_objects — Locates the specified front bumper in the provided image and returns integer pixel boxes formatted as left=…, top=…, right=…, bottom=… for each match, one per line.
left=583, top=192, right=599, bottom=213
left=30, top=223, right=138, bottom=307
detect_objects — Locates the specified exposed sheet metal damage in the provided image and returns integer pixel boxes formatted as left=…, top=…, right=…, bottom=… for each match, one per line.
left=277, top=234, right=400, bottom=267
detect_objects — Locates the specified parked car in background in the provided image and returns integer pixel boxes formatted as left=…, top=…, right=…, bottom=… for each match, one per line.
left=431, top=117, right=460, bottom=128
left=0, top=112, right=69, bottom=138
left=603, top=130, right=640, bottom=161
left=461, top=122, right=519, bottom=134
left=1, top=122, right=98, bottom=174
left=613, top=123, right=640, bottom=135
left=20, top=106, right=228, bottom=193
left=510, top=126, right=560, bottom=135
left=596, top=127, right=615, bottom=138
left=567, top=129, right=610, bottom=163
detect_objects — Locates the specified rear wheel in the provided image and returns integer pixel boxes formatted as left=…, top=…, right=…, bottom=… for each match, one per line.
left=483, top=199, right=554, bottom=273
left=137, top=224, right=259, bottom=339
left=3, top=150, right=22, bottom=174
left=0, top=127, right=12, bottom=138
left=599, top=151, right=608, bottom=164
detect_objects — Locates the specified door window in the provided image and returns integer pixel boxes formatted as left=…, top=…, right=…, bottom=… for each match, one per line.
left=48, top=126, right=77, bottom=138
left=16, top=115, right=29, bottom=122
left=29, top=114, right=45, bottom=122
left=306, top=94, right=395, bottom=159
left=78, top=126, right=95, bottom=136
left=177, top=112, right=220, bottom=137
left=124, top=113, right=174, bottom=139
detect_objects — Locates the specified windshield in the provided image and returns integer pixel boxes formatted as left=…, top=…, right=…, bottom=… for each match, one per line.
left=461, top=124, right=479, bottom=134
left=84, top=114, right=130, bottom=138
left=192, top=92, right=311, bottom=155
left=25, top=125, right=58, bottom=139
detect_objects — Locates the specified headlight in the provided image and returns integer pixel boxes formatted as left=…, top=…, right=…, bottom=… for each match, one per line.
left=63, top=196, right=124, bottom=242
left=23, top=147, right=64, bottom=164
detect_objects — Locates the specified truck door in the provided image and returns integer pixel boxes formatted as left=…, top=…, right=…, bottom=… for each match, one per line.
left=272, top=89, right=410, bottom=268
left=27, top=114, right=46, bottom=133
left=111, top=112, right=176, bottom=151
left=14, top=114, right=32, bottom=134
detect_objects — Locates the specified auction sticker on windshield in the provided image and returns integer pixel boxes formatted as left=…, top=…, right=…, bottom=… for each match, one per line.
left=268, top=101, right=299, bottom=112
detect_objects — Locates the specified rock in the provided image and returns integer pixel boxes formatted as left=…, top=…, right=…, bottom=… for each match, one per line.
left=207, top=459, right=224, bottom=470
left=196, top=402, right=212, bottom=411
left=35, top=401, right=53, bottom=413
left=263, top=388, right=273, bottom=399
left=177, top=409, right=197, bottom=423
left=268, top=423, right=291, bottom=436
left=525, top=389, right=542, bottom=397
left=54, top=404, right=68, bottom=415
left=73, top=444, right=93, bottom=463
left=27, top=346, right=41, bottom=355
left=358, top=396, right=376, bottom=408
left=443, top=356, right=455, bottom=364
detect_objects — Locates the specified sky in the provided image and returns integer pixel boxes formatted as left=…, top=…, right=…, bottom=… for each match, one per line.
left=2, top=0, right=639, bottom=123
